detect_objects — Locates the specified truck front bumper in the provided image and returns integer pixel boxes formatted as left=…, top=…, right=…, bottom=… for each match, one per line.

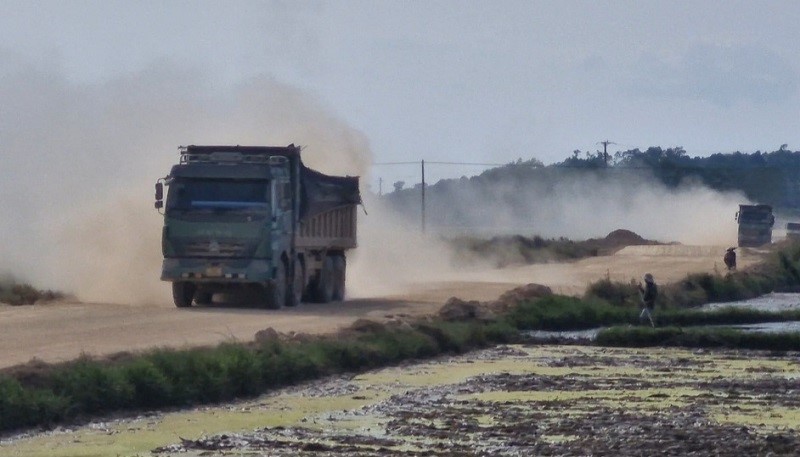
left=161, top=258, right=273, bottom=283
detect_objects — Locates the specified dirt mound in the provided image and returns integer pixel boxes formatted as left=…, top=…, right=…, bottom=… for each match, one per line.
left=492, top=283, right=553, bottom=311
left=438, top=283, right=553, bottom=322
left=603, top=229, right=648, bottom=246
left=438, top=297, right=497, bottom=322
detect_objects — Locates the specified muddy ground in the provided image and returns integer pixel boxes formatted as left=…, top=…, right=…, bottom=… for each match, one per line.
left=151, top=345, right=800, bottom=457
left=4, top=344, right=799, bottom=456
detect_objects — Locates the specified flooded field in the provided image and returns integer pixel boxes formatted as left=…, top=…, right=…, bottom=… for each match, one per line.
left=4, top=344, right=800, bottom=456
left=702, top=292, right=800, bottom=313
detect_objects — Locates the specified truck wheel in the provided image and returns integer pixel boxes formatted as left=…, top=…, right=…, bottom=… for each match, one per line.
left=194, top=291, right=213, bottom=305
left=172, top=282, right=196, bottom=308
left=265, top=261, right=286, bottom=310
left=332, top=255, right=346, bottom=301
left=313, top=256, right=335, bottom=303
left=286, top=258, right=304, bottom=307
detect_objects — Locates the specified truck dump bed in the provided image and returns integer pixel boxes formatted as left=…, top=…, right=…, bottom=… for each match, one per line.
left=297, top=161, right=360, bottom=250
left=297, top=205, right=357, bottom=249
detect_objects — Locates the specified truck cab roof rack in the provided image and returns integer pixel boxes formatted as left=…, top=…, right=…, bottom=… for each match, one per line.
left=178, top=144, right=299, bottom=165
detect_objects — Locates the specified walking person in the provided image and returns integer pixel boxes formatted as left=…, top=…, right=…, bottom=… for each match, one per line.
left=724, top=247, right=737, bottom=271
left=638, top=273, right=657, bottom=327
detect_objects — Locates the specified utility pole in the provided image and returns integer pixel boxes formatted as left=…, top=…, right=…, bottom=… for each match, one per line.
left=421, top=159, right=426, bottom=233
left=378, top=177, right=383, bottom=197
left=597, top=140, right=616, bottom=167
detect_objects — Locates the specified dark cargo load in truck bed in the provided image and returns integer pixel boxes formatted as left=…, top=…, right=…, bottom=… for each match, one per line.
left=299, top=163, right=360, bottom=219
left=180, top=145, right=360, bottom=219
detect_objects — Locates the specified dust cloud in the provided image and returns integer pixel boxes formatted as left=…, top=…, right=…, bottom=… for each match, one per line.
left=346, top=194, right=461, bottom=298
left=405, top=170, right=749, bottom=246
left=345, top=168, right=752, bottom=298
left=0, top=56, right=752, bottom=305
left=0, top=58, right=371, bottom=304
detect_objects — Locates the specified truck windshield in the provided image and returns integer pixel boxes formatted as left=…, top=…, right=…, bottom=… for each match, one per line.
left=739, top=212, right=769, bottom=223
left=167, top=179, right=269, bottom=217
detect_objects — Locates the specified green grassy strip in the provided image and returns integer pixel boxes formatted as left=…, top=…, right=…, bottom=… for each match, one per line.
left=0, top=320, right=518, bottom=433
left=503, top=295, right=800, bottom=331
left=596, top=326, right=800, bottom=351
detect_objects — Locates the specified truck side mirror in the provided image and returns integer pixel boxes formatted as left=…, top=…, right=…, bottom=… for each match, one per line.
left=155, top=182, right=164, bottom=209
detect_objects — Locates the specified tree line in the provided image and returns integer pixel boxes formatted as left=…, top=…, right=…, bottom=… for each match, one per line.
left=386, top=146, right=800, bottom=211
left=557, top=146, right=800, bottom=208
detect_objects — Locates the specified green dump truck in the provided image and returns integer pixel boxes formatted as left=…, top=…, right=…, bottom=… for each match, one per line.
left=735, top=204, right=775, bottom=247
left=155, top=145, right=360, bottom=308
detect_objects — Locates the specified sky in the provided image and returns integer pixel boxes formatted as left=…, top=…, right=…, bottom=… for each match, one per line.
left=2, top=0, right=799, bottom=188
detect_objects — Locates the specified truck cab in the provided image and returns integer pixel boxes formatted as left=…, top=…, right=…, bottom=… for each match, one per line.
left=735, top=204, right=775, bottom=248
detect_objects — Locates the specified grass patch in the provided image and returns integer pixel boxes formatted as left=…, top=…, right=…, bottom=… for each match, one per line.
left=503, top=294, right=800, bottom=331
left=505, top=295, right=637, bottom=330
left=0, top=319, right=516, bottom=433
left=596, top=326, right=800, bottom=352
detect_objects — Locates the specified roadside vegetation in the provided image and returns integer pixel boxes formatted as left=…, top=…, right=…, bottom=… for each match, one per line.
left=0, top=275, right=64, bottom=306
left=3, top=241, right=800, bottom=433
left=596, top=326, right=800, bottom=352
left=0, top=319, right=515, bottom=432
left=585, top=240, right=800, bottom=309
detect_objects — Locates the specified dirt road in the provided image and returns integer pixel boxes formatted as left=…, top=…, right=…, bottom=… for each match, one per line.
left=0, top=244, right=759, bottom=369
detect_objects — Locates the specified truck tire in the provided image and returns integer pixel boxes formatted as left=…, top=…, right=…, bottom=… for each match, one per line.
left=264, top=261, right=286, bottom=310
left=286, top=258, right=304, bottom=307
left=332, top=255, right=346, bottom=301
left=313, top=256, right=335, bottom=303
left=172, top=282, right=196, bottom=308
left=194, top=291, right=213, bottom=305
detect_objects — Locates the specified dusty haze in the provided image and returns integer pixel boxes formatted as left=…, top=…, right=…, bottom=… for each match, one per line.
left=0, top=56, right=753, bottom=305
left=0, top=59, right=371, bottom=304
left=387, top=169, right=749, bottom=246
left=346, top=172, right=750, bottom=298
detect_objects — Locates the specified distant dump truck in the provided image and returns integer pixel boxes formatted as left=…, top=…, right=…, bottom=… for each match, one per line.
left=155, top=145, right=360, bottom=308
left=735, top=204, right=775, bottom=247
left=787, top=222, right=800, bottom=240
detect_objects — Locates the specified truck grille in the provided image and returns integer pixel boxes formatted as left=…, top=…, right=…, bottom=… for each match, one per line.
left=182, top=240, right=249, bottom=258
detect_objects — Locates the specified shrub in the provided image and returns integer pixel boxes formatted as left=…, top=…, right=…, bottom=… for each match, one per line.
left=0, top=276, right=65, bottom=306
left=506, top=295, right=636, bottom=330
left=49, top=359, right=134, bottom=415
left=121, top=359, right=172, bottom=408
left=584, top=276, right=640, bottom=307
left=0, top=377, right=68, bottom=430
